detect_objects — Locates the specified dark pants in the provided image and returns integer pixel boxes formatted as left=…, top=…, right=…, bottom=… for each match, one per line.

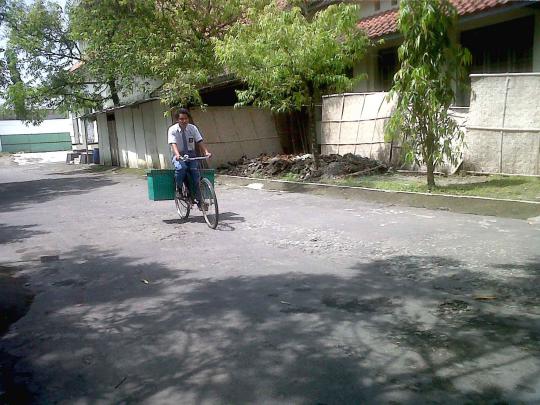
left=172, top=159, right=201, bottom=202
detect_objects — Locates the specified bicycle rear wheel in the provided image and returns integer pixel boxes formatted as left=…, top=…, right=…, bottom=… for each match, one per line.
left=175, top=183, right=190, bottom=219
left=198, top=178, right=219, bottom=229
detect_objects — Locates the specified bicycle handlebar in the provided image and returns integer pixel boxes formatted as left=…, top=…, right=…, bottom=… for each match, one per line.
left=177, top=154, right=211, bottom=162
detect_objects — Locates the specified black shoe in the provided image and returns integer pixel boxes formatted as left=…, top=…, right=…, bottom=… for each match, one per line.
left=197, top=201, right=209, bottom=211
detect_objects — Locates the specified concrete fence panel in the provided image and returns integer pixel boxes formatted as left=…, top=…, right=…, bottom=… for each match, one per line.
left=465, top=74, right=540, bottom=175
left=191, top=106, right=282, bottom=167
left=114, top=109, right=128, bottom=168
left=502, top=76, right=540, bottom=129
left=321, top=95, right=344, bottom=122
left=132, top=106, right=148, bottom=168
left=152, top=100, right=172, bottom=169
left=96, top=114, right=111, bottom=165
left=141, top=102, right=160, bottom=169
left=342, top=94, right=364, bottom=121
left=321, top=92, right=395, bottom=162
left=124, top=109, right=139, bottom=169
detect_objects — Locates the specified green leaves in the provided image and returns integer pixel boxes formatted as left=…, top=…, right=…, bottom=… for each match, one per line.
left=0, top=0, right=111, bottom=121
left=215, top=1, right=367, bottom=112
left=214, top=1, right=367, bottom=162
left=1, top=0, right=367, bottom=126
left=387, top=0, right=470, bottom=189
left=132, top=0, right=268, bottom=106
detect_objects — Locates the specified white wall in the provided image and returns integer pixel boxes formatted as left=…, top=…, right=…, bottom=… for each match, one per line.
left=359, top=0, right=399, bottom=19
left=96, top=100, right=173, bottom=169
left=95, top=102, right=282, bottom=169
left=0, top=119, right=73, bottom=136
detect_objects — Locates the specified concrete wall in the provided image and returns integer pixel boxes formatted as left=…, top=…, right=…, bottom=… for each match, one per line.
left=464, top=73, right=540, bottom=175
left=96, top=102, right=282, bottom=169
left=322, top=77, right=540, bottom=176
left=321, top=93, right=396, bottom=162
left=191, top=106, right=282, bottom=167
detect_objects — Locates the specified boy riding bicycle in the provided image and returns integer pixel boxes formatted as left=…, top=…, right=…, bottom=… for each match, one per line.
left=168, top=108, right=212, bottom=208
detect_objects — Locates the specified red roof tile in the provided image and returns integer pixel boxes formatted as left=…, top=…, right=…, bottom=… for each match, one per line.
left=358, top=0, right=514, bottom=39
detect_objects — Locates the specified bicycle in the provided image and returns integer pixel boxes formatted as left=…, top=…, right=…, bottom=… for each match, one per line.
left=174, top=155, right=219, bottom=229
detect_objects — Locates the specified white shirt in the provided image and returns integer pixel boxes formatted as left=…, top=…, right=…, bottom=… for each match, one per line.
left=167, top=123, right=203, bottom=155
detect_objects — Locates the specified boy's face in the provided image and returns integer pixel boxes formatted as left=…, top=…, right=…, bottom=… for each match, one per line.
left=177, top=113, right=189, bottom=129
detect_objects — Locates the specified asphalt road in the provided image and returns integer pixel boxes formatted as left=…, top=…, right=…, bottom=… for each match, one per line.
left=1, top=157, right=539, bottom=404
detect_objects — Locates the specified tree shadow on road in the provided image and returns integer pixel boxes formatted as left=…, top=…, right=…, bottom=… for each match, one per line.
left=0, top=176, right=118, bottom=213
left=1, top=248, right=538, bottom=404
left=0, top=224, right=49, bottom=244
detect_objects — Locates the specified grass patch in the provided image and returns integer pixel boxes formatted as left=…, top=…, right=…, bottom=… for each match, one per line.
left=330, top=174, right=540, bottom=201
left=280, top=172, right=301, bottom=181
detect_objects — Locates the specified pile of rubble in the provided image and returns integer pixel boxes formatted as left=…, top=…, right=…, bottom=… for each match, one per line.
left=216, top=153, right=388, bottom=180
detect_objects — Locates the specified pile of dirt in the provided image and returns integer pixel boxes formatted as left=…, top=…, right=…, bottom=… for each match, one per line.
left=216, top=153, right=388, bottom=180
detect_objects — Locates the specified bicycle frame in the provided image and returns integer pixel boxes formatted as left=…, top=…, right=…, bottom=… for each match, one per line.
left=176, top=155, right=210, bottom=196
left=174, top=155, right=219, bottom=229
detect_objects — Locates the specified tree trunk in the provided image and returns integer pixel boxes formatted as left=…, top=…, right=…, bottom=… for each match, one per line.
left=108, top=79, right=120, bottom=106
left=426, top=157, right=435, bottom=191
left=307, top=101, right=320, bottom=169
left=425, top=131, right=436, bottom=190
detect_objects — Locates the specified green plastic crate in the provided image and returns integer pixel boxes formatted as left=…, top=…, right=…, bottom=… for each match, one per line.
left=187, top=169, right=215, bottom=195
left=201, top=169, right=215, bottom=186
left=147, top=169, right=175, bottom=201
left=147, top=168, right=215, bottom=201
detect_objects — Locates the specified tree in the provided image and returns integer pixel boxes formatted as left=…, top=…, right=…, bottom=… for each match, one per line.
left=148, top=0, right=269, bottom=107
left=214, top=1, right=367, bottom=167
left=69, top=0, right=165, bottom=109
left=1, top=0, right=270, bottom=122
left=386, top=0, right=471, bottom=190
left=0, top=0, right=120, bottom=122
left=71, top=0, right=269, bottom=108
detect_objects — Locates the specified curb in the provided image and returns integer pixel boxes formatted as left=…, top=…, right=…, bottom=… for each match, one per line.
left=216, top=175, right=540, bottom=220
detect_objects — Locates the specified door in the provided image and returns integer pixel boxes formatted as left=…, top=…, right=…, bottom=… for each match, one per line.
left=107, top=113, right=120, bottom=166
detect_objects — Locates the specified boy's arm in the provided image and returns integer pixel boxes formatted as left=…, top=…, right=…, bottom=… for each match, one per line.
left=168, top=126, right=181, bottom=160
left=197, top=140, right=211, bottom=157
left=170, top=143, right=181, bottom=160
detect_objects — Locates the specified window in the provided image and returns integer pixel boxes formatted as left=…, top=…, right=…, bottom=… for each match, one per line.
left=378, top=47, right=399, bottom=91
left=374, top=1, right=381, bottom=11
left=461, top=16, right=533, bottom=75
left=458, top=16, right=534, bottom=105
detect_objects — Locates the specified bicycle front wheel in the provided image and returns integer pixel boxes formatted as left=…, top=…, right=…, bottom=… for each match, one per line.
left=199, top=178, right=219, bottom=229
left=175, top=183, right=190, bottom=220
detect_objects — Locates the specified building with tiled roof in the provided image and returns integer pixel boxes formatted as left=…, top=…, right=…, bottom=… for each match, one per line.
left=358, top=0, right=518, bottom=39
left=354, top=0, right=540, bottom=105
